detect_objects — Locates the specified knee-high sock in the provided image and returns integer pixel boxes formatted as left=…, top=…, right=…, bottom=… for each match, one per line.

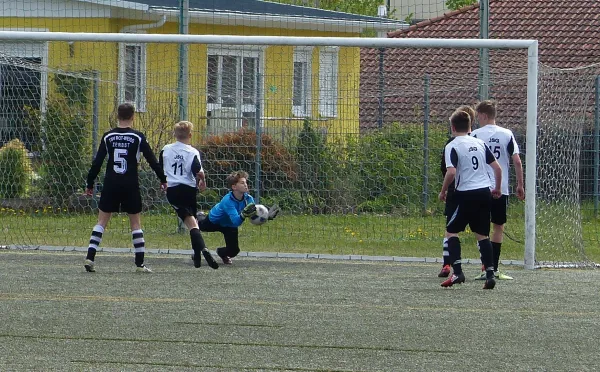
left=478, top=238, right=494, bottom=279
left=190, top=228, right=206, bottom=253
left=86, top=225, right=104, bottom=261
left=447, top=237, right=462, bottom=276
left=442, top=237, right=450, bottom=266
left=132, top=229, right=145, bottom=267
left=492, top=241, right=502, bottom=271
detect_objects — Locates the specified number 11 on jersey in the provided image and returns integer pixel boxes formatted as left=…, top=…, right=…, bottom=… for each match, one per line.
left=171, top=162, right=183, bottom=176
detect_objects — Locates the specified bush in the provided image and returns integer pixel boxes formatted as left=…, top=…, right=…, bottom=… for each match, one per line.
left=29, top=73, right=91, bottom=203
left=292, top=120, right=344, bottom=213
left=345, top=123, right=448, bottom=215
left=0, top=139, right=32, bottom=198
left=198, top=129, right=297, bottom=194
left=37, top=97, right=89, bottom=202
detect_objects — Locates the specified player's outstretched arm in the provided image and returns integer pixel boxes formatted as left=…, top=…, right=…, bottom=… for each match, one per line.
left=141, top=137, right=167, bottom=185
left=512, top=153, right=524, bottom=200
left=85, top=138, right=108, bottom=194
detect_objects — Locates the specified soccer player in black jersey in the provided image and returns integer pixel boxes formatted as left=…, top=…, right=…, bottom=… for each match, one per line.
left=84, top=103, right=167, bottom=273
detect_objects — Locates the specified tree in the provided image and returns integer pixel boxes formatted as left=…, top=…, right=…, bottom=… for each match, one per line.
left=268, top=0, right=384, bottom=17
left=445, top=0, right=477, bottom=11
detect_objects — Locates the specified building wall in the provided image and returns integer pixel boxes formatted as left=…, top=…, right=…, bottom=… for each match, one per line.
left=0, top=11, right=361, bottom=148
left=389, top=0, right=448, bottom=21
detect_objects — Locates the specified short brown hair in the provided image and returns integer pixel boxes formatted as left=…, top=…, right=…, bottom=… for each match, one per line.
left=450, top=110, right=471, bottom=132
left=226, top=170, right=249, bottom=188
left=456, top=105, right=476, bottom=124
left=117, top=102, right=135, bottom=121
left=475, top=100, right=496, bottom=119
left=174, top=121, right=193, bottom=140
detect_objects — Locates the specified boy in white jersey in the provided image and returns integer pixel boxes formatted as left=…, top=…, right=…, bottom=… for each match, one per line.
left=471, top=100, right=524, bottom=280
left=438, top=105, right=476, bottom=278
left=159, top=121, right=218, bottom=269
left=439, top=110, right=502, bottom=289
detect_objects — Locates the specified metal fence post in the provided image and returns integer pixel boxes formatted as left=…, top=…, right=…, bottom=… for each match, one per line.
left=92, top=70, right=100, bottom=201
left=254, top=72, right=263, bottom=204
left=423, top=74, right=430, bottom=214
left=378, top=47, right=385, bottom=129
left=594, top=75, right=600, bottom=218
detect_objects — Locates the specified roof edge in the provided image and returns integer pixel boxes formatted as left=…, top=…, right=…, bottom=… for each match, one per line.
left=387, top=2, right=480, bottom=37
left=148, top=9, right=407, bottom=32
left=74, top=0, right=149, bottom=11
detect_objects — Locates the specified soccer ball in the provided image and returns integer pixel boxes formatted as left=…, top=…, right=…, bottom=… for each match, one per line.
left=249, top=204, right=269, bottom=226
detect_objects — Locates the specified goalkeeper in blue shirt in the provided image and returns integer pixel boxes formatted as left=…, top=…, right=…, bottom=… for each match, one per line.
left=197, top=170, right=279, bottom=265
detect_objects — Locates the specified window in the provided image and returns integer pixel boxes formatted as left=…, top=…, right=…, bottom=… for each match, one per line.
left=0, top=39, right=47, bottom=151
left=206, top=47, right=262, bottom=132
left=318, top=47, right=339, bottom=118
left=119, top=43, right=146, bottom=111
left=293, top=47, right=312, bottom=117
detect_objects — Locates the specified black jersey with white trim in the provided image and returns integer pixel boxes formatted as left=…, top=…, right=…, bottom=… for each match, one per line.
left=444, top=135, right=496, bottom=192
left=159, top=141, right=203, bottom=188
left=86, top=127, right=166, bottom=189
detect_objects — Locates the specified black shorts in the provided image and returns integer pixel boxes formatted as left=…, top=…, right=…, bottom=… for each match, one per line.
left=490, top=195, right=508, bottom=225
left=446, top=188, right=492, bottom=236
left=445, top=199, right=458, bottom=226
left=444, top=190, right=458, bottom=225
left=98, top=184, right=142, bottom=214
left=166, top=184, right=198, bottom=221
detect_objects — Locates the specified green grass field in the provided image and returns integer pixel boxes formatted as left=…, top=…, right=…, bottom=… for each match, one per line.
left=1, top=250, right=599, bottom=371
left=1, top=206, right=599, bottom=263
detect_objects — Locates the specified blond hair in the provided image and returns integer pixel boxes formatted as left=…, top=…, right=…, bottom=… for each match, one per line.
left=174, top=121, right=193, bottom=140
left=455, top=105, right=476, bottom=124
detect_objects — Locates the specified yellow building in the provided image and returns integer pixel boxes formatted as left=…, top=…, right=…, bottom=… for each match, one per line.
left=0, top=0, right=406, bottom=147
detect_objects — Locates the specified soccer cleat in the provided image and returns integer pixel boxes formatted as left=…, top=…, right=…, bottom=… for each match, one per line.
left=474, top=271, right=487, bottom=280
left=494, top=271, right=514, bottom=280
left=483, top=277, right=496, bottom=289
left=440, top=273, right=465, bottom=287
left=438, top=265, right=451, bottom=278
left=216, top=248, right=232, bottom=265
left=84, top=259, right=95, bottom=273
left=191, top=252, right=202, bottom=268
left=202, top=249, right=219, bottom=270
left=136, top=265, right=152, bottom=273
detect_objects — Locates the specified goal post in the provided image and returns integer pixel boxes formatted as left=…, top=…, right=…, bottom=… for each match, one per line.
left=0, top=31, right=549, bottom=266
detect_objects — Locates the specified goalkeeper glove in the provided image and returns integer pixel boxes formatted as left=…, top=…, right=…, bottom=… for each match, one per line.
left=267, top=205, right=280, bottom=220
left=241, top=203, right=257, bottom=219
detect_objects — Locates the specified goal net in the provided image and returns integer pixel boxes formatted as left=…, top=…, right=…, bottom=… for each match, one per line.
left=0, top=32, right=596, bottom=268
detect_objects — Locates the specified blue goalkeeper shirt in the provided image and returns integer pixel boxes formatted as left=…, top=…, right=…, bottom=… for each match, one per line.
left=208, top=191, right=255, bottom=228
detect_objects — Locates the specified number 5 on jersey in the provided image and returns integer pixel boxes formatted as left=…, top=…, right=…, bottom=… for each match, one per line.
left=114, top=149, right=128, bottom=174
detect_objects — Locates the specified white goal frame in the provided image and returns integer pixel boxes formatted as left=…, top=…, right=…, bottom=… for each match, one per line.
left=0, top=31, right=539, bottom=269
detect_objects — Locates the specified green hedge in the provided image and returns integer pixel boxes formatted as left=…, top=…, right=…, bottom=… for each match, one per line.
left=0, top=139, right=31, bottom=198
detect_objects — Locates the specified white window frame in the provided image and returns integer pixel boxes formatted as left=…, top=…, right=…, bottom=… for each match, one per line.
left=318, top=46, right=339, bottom=118
left=0, top=28, right=49, bottom=114
left=118, top=42, right=147, bottom=112
left=206, top=46, right=265, bottom=113
left=292, top=47, right=313, bottom=117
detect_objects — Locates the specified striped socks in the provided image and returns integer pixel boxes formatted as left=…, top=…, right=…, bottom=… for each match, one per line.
left=86, top=225, right=104, bottom=261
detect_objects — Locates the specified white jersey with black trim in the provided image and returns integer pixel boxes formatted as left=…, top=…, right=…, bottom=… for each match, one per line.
left=471, top=124, right=520, bottom=195
left=444, top=135, right=496, bottom=192
left=160, top=141, right=203, bottom=188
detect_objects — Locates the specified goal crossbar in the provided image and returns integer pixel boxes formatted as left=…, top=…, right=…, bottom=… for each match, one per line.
left=0, top=31, right=539, bottom=269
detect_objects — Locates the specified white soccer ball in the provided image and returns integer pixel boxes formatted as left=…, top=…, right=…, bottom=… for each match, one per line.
left=249, top=204, right=269, bottom=226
